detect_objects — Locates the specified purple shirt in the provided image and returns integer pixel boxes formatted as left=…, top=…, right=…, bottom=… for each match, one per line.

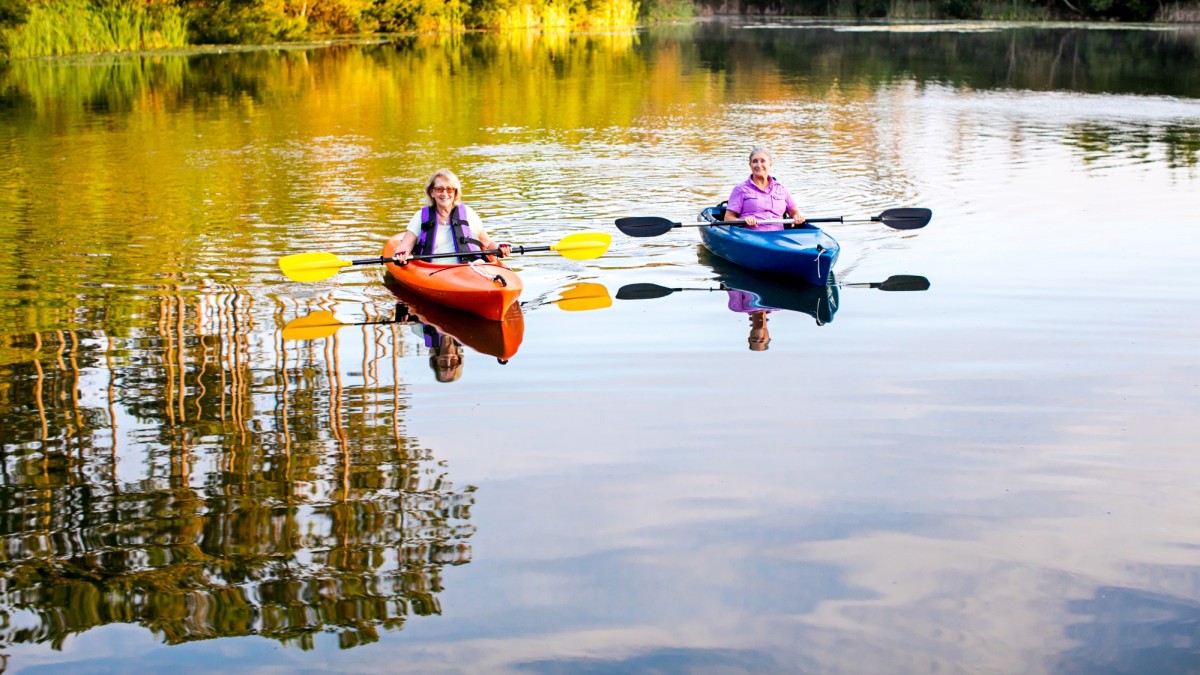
left=727, top=175, right=796, bottom=232
left=727, top=289, right=771, bottom=313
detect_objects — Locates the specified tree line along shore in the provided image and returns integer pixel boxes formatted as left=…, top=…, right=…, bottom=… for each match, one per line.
left=0, top=0, right=1197, bottom=59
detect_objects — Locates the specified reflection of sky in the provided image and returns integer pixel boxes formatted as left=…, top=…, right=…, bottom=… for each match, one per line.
left=40, top=243, right=1199, bottom=672
left=353, top=269, right=1198, bottom=671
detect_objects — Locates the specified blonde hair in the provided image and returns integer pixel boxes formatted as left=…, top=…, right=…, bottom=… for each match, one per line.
left=430, top=337, right=464, bottom=383
left=424, top=168, right=463, bottom=207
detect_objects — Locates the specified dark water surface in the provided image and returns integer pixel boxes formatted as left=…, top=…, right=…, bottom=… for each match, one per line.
left=1, top=19, right=1199, bottom=674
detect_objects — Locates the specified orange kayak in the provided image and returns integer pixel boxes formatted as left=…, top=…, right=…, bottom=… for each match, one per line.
left=385, top=275, right=524, bottom=362
left=382, top=233, right=523, bottom=321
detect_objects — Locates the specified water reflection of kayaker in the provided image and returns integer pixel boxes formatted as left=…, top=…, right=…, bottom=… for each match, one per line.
left=427, top=328, right=466, bottom=383
left=389, top=168, right=511, bottom=264
left=397, top=304, right=465, bottom=383
left=726, top=288, right=773, bottom=351
left=391, top=302, right=467, bottom=383
left=392, top=300, right=515, bottom=383
left=723, top=147, right=805, bottom=230
left=748, top=312, right=770, bottom=351
left=698, top=246, right=838, bottom=326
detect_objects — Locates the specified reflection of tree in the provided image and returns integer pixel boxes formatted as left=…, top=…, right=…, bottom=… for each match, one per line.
left=1065, top=122, right=1200, bottom=169
left=688, top=23, right=1200, bottom=99
left=681, top=25, right=1200, bottom=169
left=0, top=290, right=474, bottom=650
left=0, top=475, right=472, bottom=649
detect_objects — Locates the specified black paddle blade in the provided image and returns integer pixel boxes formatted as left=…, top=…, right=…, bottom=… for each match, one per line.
left=615, top=217, right=679, bottom=237
left=616, top=283, right=676, bottom=300
left=876, top=208, right=932, bottom=230
left=876, top=275, right=931, bottom=292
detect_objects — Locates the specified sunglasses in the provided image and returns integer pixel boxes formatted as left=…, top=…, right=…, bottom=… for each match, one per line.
left=431, top=186, right=457, bottom=194
left=435, top=353, right=463, bottom=365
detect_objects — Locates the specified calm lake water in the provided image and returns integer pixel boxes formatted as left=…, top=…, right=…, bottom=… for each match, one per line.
left=2, top=18, right=1199, bottom=674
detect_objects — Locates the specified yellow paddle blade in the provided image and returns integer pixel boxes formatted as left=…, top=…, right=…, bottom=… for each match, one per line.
left=555, top=283, right=612, bottom=311
left=278, top=251, right=352, bottom=282
left=281, top=311, right=344, bottom=341
left=550, top=232, right=612, bottom=261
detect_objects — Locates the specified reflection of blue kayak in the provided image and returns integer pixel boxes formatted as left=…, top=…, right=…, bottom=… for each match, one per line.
left=698, top=246, right=838, bottom=325
left=699, top=205, right=839, bottom=286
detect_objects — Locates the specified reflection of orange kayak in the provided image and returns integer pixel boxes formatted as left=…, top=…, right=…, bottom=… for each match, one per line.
left=385, top=274, right=524, bottom=361
left=381, top=234, right=523, bottom=321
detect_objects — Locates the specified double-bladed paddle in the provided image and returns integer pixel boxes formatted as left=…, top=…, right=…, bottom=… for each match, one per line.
left=283, top=283, right=612, bottom=340
left=616, top=275, right=930, bottom=300
left=615, top=208, right=932, bottom=237
left=278, top=232, right=613, bottom=283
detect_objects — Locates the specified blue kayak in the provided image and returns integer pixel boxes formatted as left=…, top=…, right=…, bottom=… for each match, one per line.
left=699, top=205, right=839, bottom=286
left=698, top=246, right=839, bottom=325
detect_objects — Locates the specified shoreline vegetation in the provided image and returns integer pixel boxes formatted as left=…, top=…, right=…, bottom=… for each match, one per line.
left=0, top=0, right=1196, bottom=60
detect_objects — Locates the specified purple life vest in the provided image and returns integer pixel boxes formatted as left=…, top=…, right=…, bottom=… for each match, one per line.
left=416, top=204, right=484, bottom=261
left=420, top=323, right=440, bottom=347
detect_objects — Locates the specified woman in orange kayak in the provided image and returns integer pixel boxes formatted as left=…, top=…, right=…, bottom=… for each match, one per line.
left=390, top=168, right=512, bottom=263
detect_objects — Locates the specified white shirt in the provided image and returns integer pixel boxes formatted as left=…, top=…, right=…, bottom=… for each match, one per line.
left=405, top=204, right=487, bottom=256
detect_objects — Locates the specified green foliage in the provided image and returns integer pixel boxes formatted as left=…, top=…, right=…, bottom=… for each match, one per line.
left=1, top=0, right=187, bottom=58
left=938, top=0, right=979, bottom=18
left=586, top=0, right=639, bottom=25
left=641, top=0, right=694, bottom=21
left=371, top=0, right=451, bottom=31
left=691, top=0, right=1195, bottom=19
left=1158, top=2, right=1200, bottom=19
left=465, top=0, right=634, bottom=29
left=1063, top=0, right=1161, bottom=19
left=305, top=0, right=378, bottom=34
left=855, top=0, right=894, bottom=16
left=817, top=0, right=895, bottom=17
left=0, top=0, right=1190, bottom=56
left=0, top=0, right=29, bottom=26
left=175, top=0, right=546, bottom=36
left=180, top=0, right=306, bottom=44
left=977, top=0, right=1051, bottom=19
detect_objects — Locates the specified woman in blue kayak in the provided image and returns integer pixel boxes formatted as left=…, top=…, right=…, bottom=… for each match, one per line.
left=723, top=147, right=805, bottom=230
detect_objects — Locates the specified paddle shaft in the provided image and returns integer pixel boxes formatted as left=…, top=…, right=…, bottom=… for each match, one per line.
left=615, top=208, right=931, bottom=238
left=350, top=244, right=560, bottom=267
left=673, top=216, right=881, bottom=228
left=726, top=208, right=931, bottom=228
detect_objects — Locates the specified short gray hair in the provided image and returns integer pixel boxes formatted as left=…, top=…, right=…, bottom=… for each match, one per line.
left=749, top=146, right=772, bottom=162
